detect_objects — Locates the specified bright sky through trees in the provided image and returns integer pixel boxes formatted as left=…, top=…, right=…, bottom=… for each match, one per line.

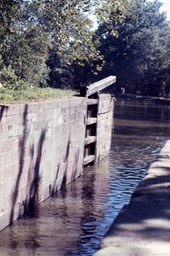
left=159, top=0, right=170, bottom=20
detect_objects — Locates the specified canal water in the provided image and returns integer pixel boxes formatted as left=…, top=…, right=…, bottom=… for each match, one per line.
left=0, top=99, right=169, bottom=256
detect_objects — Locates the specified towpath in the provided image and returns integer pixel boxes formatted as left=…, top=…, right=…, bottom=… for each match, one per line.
left=94, top=140, right=170, bottom=256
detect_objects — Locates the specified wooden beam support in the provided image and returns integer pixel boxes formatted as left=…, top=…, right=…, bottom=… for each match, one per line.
left=86, top=76, right=116, bottom=97
left=75, top=75, right=116, bottom=97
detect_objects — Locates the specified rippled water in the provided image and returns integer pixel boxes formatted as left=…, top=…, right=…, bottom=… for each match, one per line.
left=0, top=99, right=169, bottom=256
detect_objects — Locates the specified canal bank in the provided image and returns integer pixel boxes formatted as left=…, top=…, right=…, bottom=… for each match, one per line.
left=94, top=139, right=170, bottom=256
left=0, top=98, right=169, bottom=255
left=113, top=93, right=170, bottom=105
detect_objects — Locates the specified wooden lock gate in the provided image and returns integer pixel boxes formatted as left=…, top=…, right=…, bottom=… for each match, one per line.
left=76, top=76, right=116, bottom=166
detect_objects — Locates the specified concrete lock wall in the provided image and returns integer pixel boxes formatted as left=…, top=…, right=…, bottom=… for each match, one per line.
left=0, top=94, right=113, bottom=231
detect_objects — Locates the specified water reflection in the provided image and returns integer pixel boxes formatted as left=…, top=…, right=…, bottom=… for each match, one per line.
left=0, top=99, right=169, bottom=256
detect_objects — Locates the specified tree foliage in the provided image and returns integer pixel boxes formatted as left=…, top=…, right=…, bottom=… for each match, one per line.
left=0, top=1, right=19, bottom=68
left=0, top=0, right=50, bottom=87
left=0, top=0, right=133, bottom=89
left=95, top=0, right=170, bottom=96
left=1, top=0, right=169, bottom=97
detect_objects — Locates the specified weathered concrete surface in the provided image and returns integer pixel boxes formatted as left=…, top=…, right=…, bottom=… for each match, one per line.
left=94, top=140, right=170, bottom=256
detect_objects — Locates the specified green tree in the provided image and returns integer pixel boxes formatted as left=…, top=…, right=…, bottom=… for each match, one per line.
left=0, top=0, right=133, bottom=89
left=0, top=0, right=51, bottom=87
left=0, top=0, right=19, bottom=69
left=45, top=0, right=133, bottom=87
left=95, top=0, right=170, bottom=96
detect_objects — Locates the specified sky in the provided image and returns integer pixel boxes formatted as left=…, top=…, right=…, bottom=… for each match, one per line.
left=159, top=0, right=170, bottom=20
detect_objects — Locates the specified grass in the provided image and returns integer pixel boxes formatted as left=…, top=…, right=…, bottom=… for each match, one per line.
left=0, top=86, right=76, bottom=104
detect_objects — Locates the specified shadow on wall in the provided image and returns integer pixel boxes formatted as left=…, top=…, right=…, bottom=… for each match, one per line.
left=9, top=104, right=82, bottom=223
left=25, top=129, right=46, bottom=213
left=0, top=105, right=9, bottom=121
left=10, top=104, right=47, bottom=224
left=10, top=105, right=29, bottom=225
left=50, top=135, right=81, bottom=196
left=49, top=132, right=80, bottom=196
left=49, top=142, right=70, bottom=196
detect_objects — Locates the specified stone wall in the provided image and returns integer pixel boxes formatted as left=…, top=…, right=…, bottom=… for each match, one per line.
left=0, top=94, right=114, bottom=231
left=0, top=97, right=86, bottom=231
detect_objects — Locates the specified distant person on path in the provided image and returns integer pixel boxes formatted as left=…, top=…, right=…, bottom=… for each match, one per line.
left=121, top=87, right=125, bottom=95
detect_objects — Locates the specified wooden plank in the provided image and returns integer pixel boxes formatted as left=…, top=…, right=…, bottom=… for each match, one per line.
left=85, top=136, right=96, bottom=145
left=87, top=99, right=99, bottom=105
left=86, top=118, right=97, bottom=125
left=75, top=75, right=116, bottom=97
left=87, top=76, right=116, bottom=96
left=83, top=155, right=95, bottom=166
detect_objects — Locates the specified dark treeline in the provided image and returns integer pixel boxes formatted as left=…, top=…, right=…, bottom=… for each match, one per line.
left=0, top=0, right=170, bottom=96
